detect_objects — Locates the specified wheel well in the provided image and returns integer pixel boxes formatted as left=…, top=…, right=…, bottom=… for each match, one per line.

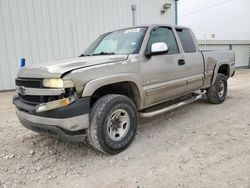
left=90, top=82, right=141, bottom=109
left=218, top=64, right=230, bottom=78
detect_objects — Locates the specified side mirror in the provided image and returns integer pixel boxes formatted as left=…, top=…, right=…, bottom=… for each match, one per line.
left=145, top=42, right=168, bottom=57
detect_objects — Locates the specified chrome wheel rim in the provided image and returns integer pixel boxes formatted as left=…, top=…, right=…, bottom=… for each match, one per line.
left=218, top=80, right=225, bottom=97
left=107, top=109, right=130, bottom=141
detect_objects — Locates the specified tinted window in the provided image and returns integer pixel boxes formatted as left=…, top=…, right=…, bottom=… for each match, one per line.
left=176, top=28, right=196, bottom=53
left=147, top=27, right=179, bottom=54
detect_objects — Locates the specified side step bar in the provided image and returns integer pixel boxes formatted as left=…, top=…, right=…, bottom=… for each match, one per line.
left=139, top=91, right=206, bottom=118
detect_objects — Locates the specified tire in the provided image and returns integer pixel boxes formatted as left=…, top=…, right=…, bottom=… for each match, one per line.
left=207, top=73, right=228, bottom=104
left=87, top=94, right=138, bottom=155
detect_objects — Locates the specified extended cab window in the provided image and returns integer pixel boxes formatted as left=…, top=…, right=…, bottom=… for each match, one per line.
left=147, top=27, right=179, bottom=54
left=176, top=28, right=196, bottom=53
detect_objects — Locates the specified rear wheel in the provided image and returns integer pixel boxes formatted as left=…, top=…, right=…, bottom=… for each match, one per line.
left=88, top=94, right=138, bottom=154
left=207, top=73, right=228, bottom=104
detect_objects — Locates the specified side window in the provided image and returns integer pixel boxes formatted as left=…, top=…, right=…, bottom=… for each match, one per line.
left=176, top=28, right=196, bottom=53
left=147, top=27, right=179, bottom=54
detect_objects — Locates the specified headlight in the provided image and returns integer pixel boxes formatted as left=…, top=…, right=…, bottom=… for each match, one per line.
left=43, top=78, right=74, bottom=88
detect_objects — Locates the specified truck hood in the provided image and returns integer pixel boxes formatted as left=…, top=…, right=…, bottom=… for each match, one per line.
left=17, top=55, right=128, bottom=78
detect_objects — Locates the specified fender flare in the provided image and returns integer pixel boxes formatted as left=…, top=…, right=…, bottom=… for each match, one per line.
left=211, top=61, right=231, bottom=85
left=81, top=73, right=144, bottom=108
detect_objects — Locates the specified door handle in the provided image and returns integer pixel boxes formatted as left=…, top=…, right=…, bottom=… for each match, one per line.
left=178, top=59, right=185, bottom=66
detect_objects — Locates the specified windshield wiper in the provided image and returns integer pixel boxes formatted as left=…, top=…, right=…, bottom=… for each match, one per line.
left=92, top=52, right=116, bottom=56
left=79, top=53, right=90, bottom=57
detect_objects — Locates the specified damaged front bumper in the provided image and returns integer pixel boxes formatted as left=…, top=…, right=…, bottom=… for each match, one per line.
left=13, top=96, right=90, bottom=142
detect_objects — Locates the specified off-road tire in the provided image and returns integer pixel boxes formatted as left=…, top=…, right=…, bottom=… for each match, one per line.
left=207, top=73, right=228, bottom=104
left=87, top=94, right=138, bottom=155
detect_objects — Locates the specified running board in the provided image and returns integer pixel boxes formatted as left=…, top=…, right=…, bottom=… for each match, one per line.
left=139, top=91, right=206, bottom=118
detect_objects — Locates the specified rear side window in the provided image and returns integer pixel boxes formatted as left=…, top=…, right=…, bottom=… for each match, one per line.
left=176, top=28, right=196, bottom=53
left=147, top=27, right=179, bottom=54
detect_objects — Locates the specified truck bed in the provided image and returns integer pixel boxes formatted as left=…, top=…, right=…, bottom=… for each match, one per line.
left=201, top=50, right=235, bottom=88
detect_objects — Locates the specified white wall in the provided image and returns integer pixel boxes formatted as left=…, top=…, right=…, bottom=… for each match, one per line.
left=0, top=0, right=176, bottom=90
left=178, top=0, right=250, bottom=40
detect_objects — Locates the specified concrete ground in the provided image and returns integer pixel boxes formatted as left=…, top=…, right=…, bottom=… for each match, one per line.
left=0, top=69, right=250, bottom=188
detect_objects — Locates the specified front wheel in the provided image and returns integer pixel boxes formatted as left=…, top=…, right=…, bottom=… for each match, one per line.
left=88, top=94, right=138, bottom=155
left=207, top=73, right=228, bottom=104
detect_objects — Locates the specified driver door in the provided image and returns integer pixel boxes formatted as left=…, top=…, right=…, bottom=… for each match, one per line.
left=142, top=27, right=187, bottom=107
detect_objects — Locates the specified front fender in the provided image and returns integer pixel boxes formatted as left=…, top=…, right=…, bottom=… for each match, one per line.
left=81, top=73, right=144, bottom=107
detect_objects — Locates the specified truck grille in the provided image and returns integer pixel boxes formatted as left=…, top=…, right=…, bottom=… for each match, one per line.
left=15, top=78, right=63, bottom=105
left=15, top=78, right=43, bottom=105
left=18, top=95, right=43, bottom=105
left=15, top=78, right=43, bottom=88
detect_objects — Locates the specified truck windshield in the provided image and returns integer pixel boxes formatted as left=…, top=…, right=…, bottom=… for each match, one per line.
left=82, top=27, right=147, bottom=56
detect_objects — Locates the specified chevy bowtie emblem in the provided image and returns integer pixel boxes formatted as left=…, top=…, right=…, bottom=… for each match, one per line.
left=17, top=86, right=26, bottom=95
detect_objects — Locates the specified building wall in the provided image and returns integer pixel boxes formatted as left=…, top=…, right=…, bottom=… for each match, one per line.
left=0, top=0, right=176, bottom=90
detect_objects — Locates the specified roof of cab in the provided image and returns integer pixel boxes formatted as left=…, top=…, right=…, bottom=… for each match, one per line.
left=108, top=24, right=190, bottom=33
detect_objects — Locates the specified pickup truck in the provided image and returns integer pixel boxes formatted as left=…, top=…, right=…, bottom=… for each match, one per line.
left=13, top=24, right=235, bottom=154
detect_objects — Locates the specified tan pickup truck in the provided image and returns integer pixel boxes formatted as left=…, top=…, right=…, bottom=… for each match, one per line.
left=13, top=24, right=235, bottom=154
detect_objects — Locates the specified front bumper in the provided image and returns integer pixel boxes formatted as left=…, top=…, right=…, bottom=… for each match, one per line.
left=13, top=96, right=90, bottom=142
